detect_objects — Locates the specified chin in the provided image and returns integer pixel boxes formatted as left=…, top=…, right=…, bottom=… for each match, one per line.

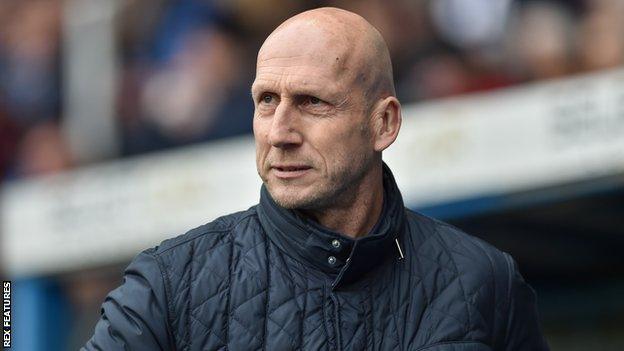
left=273, top=197, right=303, bottom=210
left=266, top=183, right=315, bottom=209
left=268, top=184, right=306, bottom=209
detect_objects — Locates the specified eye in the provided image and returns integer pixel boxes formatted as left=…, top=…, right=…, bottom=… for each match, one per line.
left=261, top=94, right=273, bottom=104
left=301, top=95, right=325, bottom=106
left=299, top=95, right=331, bottom=114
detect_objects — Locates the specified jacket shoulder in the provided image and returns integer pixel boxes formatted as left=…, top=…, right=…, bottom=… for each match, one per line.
left=404, top=209, right=516, bottom=344
left=405, top=211, right=549, bottom=349
left=145, top=206, right=261, bottom=288
left=405, top=209, right=513, bottom=278
left=82, top=209, right=264, bottom=350
left=149, top=206, right=259, bottom=256
left=140, top=206, right=261, bottom=349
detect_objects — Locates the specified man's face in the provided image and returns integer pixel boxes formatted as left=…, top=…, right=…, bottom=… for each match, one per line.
left=252, top=25, right=375, bottom=210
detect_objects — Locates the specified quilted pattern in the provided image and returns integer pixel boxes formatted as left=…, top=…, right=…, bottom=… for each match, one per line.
left=83, top=166, right=549, bottom=350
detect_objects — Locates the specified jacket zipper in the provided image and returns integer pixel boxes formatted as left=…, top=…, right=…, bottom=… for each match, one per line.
left=329, top=291, right=342, bottom=351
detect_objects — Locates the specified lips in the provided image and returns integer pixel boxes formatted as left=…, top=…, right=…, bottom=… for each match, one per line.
left=271, top=164, right=312, bottom=179
left=273, top=165, right=312, bottom=172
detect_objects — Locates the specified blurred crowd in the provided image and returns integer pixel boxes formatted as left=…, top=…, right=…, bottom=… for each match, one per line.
left=1, top=0, right=623, bottom=181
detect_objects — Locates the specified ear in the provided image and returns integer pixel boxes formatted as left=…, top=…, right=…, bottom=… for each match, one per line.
left=369, top=96, right=401, bottom=152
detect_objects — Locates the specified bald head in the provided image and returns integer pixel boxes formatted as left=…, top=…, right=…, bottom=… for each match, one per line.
left=252, top=7, right=402, bottom=217
left=257, top=7, right=395, bottom=107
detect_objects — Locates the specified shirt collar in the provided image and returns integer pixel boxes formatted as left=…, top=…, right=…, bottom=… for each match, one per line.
left=257, top=162, right=406, bottom=289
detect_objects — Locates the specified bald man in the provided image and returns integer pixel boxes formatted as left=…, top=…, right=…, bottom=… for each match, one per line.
left=84, top=8, right=549, bottom=351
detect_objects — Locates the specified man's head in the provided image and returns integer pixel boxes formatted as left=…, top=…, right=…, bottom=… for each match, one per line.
left=252, top=7, right=401, bottom=210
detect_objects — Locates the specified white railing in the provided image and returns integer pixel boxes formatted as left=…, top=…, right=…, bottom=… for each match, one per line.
left=3, top=68, right=624, bottom=276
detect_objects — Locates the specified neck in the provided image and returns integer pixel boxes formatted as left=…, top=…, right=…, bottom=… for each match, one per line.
left=299, top=163, right=384, bottom=238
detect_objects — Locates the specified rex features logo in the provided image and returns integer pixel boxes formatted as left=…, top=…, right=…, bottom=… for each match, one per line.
left=3, top=281, right=10, bottom=348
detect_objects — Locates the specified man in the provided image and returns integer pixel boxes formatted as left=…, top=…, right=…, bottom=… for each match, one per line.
left=84, top=7, right=549, bottom=350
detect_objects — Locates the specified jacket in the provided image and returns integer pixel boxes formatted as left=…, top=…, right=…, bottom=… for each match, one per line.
left=83, top=165, right=549, bottom=350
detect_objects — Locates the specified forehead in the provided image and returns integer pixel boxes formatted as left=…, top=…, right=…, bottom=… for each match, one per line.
left=253, top=55, right=345, bottom=94
left=253, top=21, right=358, bottom=94
left=259, top=18, right=349, bottom=62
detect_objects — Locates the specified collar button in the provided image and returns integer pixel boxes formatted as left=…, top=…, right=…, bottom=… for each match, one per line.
left=331, top=239, right=341, bottom=249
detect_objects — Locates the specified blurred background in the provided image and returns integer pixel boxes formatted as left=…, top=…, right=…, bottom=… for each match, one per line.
left=1, top=0, right=623, bottom=349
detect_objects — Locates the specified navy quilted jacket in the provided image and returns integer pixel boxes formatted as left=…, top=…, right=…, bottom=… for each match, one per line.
left=84, top=166, right=549, bottom=350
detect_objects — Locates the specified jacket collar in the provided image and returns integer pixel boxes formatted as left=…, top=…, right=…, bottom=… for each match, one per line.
left=257, top=162, right=406, bottom=289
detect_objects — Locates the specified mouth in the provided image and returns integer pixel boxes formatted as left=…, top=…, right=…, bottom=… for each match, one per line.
left=271, top=164, right=313, bottom=179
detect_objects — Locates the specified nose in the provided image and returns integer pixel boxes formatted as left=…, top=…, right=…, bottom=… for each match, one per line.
left=268, top=101, right=303, bottom=149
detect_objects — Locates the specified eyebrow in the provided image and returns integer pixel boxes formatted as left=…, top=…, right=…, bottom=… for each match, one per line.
left=251, top=80, right=342, bottom=102
left=250, top=82, right=272, bottom=96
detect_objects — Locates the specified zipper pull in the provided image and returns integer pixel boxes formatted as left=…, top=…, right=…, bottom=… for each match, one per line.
left=395, top=238, right=404, bottom=260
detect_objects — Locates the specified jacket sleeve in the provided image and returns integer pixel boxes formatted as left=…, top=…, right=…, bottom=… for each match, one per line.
left=502, top=254, right=550, bottom=351
left=82, top=250, right=175, bottom=350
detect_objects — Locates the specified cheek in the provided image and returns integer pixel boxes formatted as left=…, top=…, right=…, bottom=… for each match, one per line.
left=253, top=117, right=269, bottom=165
left=252, top=114, right=262, bottom=137
left=253, top=114, right=271, bottom=145
left=318, top=126, right=367, bottom=168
